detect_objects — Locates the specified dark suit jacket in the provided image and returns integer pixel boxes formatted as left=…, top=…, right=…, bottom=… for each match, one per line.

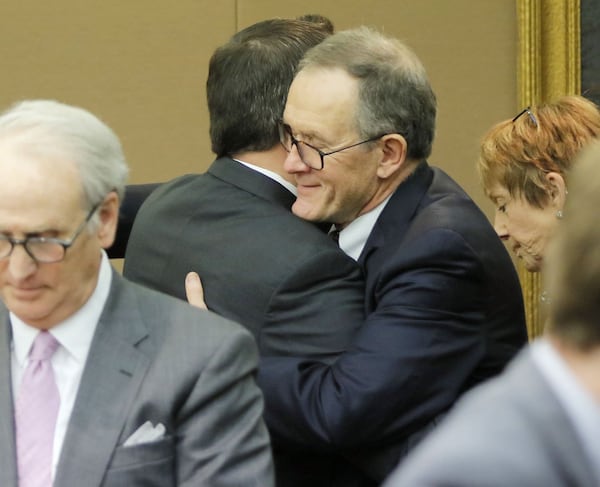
left=0, top=271, right=273, bottom=487
left=108, top=183, right=160, bottom=259
left=258, top=162, right=528, bottom=484
left=122, top=157, right=366, bottom=486
left=384, top=347, right=598, bottom=487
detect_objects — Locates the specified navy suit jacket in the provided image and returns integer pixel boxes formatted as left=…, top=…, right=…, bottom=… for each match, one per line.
left=121, top=157, right=366, bottom=486
left=108, top=183, right=159, bottom=259
left=258, top=162, right=528, bottom=484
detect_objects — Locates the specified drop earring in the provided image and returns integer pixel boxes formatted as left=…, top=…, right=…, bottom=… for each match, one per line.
left=556, top=210, right=563, bottom=219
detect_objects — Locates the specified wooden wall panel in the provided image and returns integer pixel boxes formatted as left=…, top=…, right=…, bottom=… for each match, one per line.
left=1, top=1, right=517, bottom=219
left=0, top=1, right=235, bottom=183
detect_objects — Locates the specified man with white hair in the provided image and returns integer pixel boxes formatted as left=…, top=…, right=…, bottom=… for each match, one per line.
left=0, top=100, right=273, bottom=487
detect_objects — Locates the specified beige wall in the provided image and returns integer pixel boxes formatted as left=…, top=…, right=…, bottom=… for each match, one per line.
left=1, top=0, right=517, bottom=217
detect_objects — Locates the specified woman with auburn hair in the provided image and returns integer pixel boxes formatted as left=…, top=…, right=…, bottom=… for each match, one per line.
left=477, top=95, right=600, bottom=272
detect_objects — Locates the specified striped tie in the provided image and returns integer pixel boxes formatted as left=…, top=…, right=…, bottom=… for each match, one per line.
left=15, top=331, right=60, bottom=487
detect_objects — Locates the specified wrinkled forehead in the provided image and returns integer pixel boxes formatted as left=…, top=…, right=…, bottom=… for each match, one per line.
left=285, top=67, right=360, bottom=139
left=0, top=137, right=83, bottom=223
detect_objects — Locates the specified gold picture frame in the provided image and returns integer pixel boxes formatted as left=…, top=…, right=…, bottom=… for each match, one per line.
left=515, top=0, right=580, bottom=339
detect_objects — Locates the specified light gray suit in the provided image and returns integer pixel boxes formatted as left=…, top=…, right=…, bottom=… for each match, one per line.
left=383, top=349, right=597, bottom=487
left=0, top=271, right=274, bottom=487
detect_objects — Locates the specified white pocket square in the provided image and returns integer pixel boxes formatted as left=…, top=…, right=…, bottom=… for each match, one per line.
left=123, top=421, right=166, bottom=447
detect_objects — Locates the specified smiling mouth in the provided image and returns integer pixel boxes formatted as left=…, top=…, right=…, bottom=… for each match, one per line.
left=296, top=183, right=320, bottom=194
left=11, top=286, right=43, bottom=299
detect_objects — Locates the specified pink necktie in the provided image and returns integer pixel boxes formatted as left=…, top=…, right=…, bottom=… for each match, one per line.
left=15, top=331, right=61, bottom=487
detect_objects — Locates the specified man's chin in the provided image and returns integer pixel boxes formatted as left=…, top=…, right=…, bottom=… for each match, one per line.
left=6, top=304, right=53, bottom=330
left=291, top=199, right=321, bottom=222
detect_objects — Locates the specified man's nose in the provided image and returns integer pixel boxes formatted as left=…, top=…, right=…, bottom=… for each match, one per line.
left=7, top=244, right=38, bottom=280
left=283, top=143, right=310, bottom=174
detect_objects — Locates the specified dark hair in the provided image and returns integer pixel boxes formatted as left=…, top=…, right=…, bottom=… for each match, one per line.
left=207, top=19, right=330, bottom=157
left=296, top=14, right=335, bottom=34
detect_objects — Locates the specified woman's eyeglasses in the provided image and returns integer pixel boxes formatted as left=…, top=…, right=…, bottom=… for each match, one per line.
left=512, top=107, right=538, bottom=127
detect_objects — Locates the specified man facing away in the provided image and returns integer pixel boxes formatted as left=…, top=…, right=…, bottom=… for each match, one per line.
left=122, top=18, right=366, bottom=487
left=253, top=26, right=528, bottom=484
left=0, top=99, right=273, bottom=487
left=384, top=141, right=600, bottom=487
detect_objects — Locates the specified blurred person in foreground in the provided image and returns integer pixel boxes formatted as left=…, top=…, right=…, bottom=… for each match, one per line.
left=122, top=18, right=367, bottom=487
left=0, top=99, right=272, bottom=487
left=477, top=95, right=600, bottom=272
left=186, top=26, right=528, bottom=484
left=384, top=140, right=600, bottom=487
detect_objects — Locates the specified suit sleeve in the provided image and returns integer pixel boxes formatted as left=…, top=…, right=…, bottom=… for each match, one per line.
left=176, top=323, right=274, bottom=487
left=258, top=229, right=488, bottom=454
left=262, top=246, right=365, bottom=359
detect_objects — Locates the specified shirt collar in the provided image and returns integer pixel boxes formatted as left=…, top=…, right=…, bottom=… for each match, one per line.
left=234, top=158, right=297, bottom=195
left=11, top=250, right=113, bottom=365
left=337, top=194, right=393, bottom=261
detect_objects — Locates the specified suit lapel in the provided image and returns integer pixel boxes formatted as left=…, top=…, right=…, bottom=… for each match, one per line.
left=53, top=273, right=152, bottom=487
left=208, top=157, right=296, bottom=209
left=0, top=307, right=18, bottom=487
left=359, top=161, right=433, bottom=265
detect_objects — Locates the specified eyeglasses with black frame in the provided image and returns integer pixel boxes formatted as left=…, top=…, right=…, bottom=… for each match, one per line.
left=278, top=122, right=387, bottom=170
left=0, top=203, right=100, bottom=264
left=512, top=106, right=538, bottom=127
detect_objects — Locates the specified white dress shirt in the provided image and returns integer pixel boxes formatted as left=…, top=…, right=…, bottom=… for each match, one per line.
left=235, top=158, right=297, bottom=195
left=11, top=251, right=113, bottom=479
left=531, top=338, right=600, bottom=484
left=336, top=195, right=392, bottom=261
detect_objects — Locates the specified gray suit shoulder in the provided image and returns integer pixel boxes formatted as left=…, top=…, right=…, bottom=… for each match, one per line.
left=114, top=273, right=258, bottom=357
left=384, top=349, right=593, bottom=487
left=109, top=274, right=272, bottom=486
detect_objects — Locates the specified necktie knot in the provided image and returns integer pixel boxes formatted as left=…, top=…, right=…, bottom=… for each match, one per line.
left=329, top=225, right=341, bottom=245
left=29, top=331, right=59, bottom=362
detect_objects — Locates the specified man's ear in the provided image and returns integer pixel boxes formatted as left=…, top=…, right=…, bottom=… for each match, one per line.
left=376, top=134, right=408, bottom=179
left=546, top=172, right=567, bottom=210
left=97, top=191, right=120, bottom=249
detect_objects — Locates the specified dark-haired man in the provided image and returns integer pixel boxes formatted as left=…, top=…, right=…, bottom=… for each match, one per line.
left=122, top=18, right=366, bottom=487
